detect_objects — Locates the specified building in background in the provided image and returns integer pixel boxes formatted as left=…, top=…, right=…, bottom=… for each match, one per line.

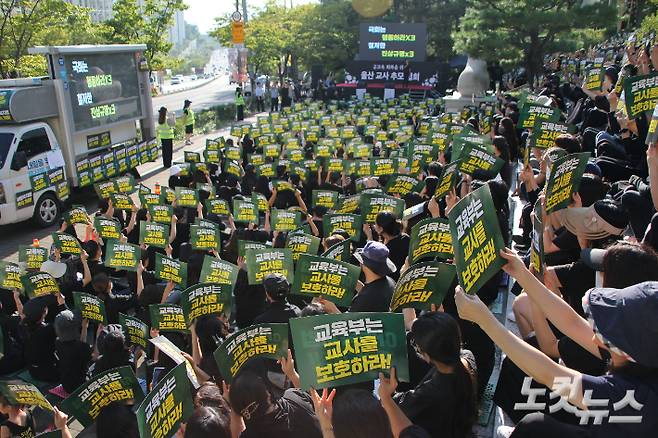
left=67, top=0, right=114, bottom=22
left=168, top=10, right=186, bottom=46
left=65, top=0, right=186, bottom=46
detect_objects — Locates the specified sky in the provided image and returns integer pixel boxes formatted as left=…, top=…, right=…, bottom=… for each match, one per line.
left=184, top=0, right=320, bottom=34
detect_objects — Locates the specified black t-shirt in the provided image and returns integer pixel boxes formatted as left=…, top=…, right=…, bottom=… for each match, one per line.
left=2, top=410, right=35, bottom=438
left=349, top=276, right=395, bottom=313
left=240, top=389, right=322, bottom=438
left=253, top=300, right=301, bottom=325
left=21, top=322, right=59, bottom=381
left=56, top=339, right=92, bottom=393
left=386, top=234, right=410, bottom=279
left=394, top=350, right=477, bottom=438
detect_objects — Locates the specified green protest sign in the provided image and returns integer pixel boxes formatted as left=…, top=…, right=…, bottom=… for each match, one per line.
left=72, top=292, right=107, bottom=325
left=252, top=192, right=269, bottom=213
left=335, top=194, right=361, bottom=213
left=149, top=304, right=188, bottom=333
left=119, top=313, right=149, bottom=348
left=544, top=152, right=590, bottom=213
left=139, top=221, right=169, bottom=249
left=237, top=240, right=267, bottom=258
left=189, top=225, right=221, bottom=251
left=110, top=193, right=134, bottom=211
left=312, top=190, right=339, bottom=209
left=360, top=193, right=405, bottom=224
left=199, top=255, right=238, bottom=286
left=174, top=187, right=198, bottom=208
left=517, top=103, right=561, bottom=130
left=370, top=158, right=397, bottom=176
left=528, top=120, right=576, bottom=149
left=434, top=160, right=461, bottom=199
left=321, top=239, right=351, bottom=262
left=270, top=208, right=301, bottom=232
left=448, top=184, right=506, bottom=294
left=139, top=192, right=163, bottom=207
left=94, top=216, right=122, bottom=240
left=114, top=174, right=135, bottom=194
left=30, top=172, right=49, bottom=192
left=148, top=205, right=173, bottom=224
left=0, top=380, right=52, bottom=411
left=245, top=248, right=294, bottom=285
left=136, top=363, right=193, bottom=438
left=385, top=174, right=420, bottom=196
left=56, top=181, right=70, bottom=202
left=458, top=144, right=505, bottom=176
left=51, top=232, right=82, bottom=255
left=289, top=312, right=409, bottom=390
left=530, top=201, right=545, bottom=281
left=409, top=217, right=453, bottom=263
left=155, top=253, right=187, bottom=286
left=0, top=261, right=23, bottom=290
left=646, top=101, right=658, bottom=145
left=21, top=271, right=59, bottom=298
left=15, top=190, right=33, bottom=209
left=105, top=240, right=140, bottom=271
left=180, top=283, right=232, bottom=325
left=60, top=366, right=143, bottom=427
left=64, top=205, right=90, bottom=225
left=624, top=73, right=658, bottom=119
left=286, top=232, right=321, bottom=261
left=213, top=323, right=289, bottom=384
left=390, top=262, right=456, bottom=311
left=233, top=199, right=259, bottom=224
left=205, top=198, right=230, bottom=217
left=292, top=254, right=360, bottom=307
left=584, top=67, right=604, bottom=91
left=323, top=213, right=362, bottom=240
left=19, top=245, right=47, bottom=271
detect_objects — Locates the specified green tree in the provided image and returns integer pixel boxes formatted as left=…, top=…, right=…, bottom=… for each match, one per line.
left=394, top=0, right=467, bottom=62
left=452, top=0, right=617, bottom=83
left=0, top=0, right=107, bottom=77
left=105, top=0, right=187, bottom=72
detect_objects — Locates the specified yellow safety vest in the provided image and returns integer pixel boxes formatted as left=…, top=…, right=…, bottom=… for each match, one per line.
left=184, top=108, right=195, bottom=126
left=235, top=93, right=245, bottom=106
left=157, top=122, right=174, bottom=140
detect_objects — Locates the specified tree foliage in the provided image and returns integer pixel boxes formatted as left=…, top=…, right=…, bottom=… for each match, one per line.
left=211, top=0, right=359, bottom=81
left=394, top=0, right=467, bottom=62
left=0, top=0, right=107, bottom=77
left=104, top=0, right=188, bottom=71
left=452, top=0, right=617, bottom=82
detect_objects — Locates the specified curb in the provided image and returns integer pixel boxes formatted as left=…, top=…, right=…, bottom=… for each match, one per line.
left=154, top=77, right=218, bottom=97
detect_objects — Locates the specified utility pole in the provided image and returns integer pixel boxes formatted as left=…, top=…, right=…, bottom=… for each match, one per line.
left=242, top=0, right=248, bottom=23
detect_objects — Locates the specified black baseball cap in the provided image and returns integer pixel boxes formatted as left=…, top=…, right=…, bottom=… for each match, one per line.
left=263, top=273, right=290, bottom=299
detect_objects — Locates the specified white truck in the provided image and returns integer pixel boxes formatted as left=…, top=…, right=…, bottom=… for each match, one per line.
left=0, top=44, right=156, bottom=227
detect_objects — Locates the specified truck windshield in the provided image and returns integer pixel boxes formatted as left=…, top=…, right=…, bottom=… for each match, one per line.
left=0, top=133, right=14, bottom=169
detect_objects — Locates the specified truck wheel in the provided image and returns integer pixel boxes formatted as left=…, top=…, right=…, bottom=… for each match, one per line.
left=33, top=193, right=60, bottom=227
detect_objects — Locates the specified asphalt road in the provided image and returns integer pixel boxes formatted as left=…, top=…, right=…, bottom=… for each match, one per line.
left=152, top=76, right=237, bottom=116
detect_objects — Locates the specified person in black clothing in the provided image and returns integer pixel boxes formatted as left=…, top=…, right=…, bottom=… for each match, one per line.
left=228, top=370, right=322, bottom=438
left=370, top=211, right=410, bottom=280
left=54, top=309, right=92, bottom=394
left=394, top=312, right=478, bottom=438
left=20, top=294, right=67, bottom=382
left=0, top=395, right=36, bottom=438
left=321, top=241, right=397, bottom=314
left=253, top=273, right=301, bottom=324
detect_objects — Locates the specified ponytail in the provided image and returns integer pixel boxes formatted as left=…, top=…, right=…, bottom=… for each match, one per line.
left=452, top=356, right=478, bottom=438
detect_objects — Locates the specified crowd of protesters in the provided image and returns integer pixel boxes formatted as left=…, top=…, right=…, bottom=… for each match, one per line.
left=0, top=32, right=657, bottom=438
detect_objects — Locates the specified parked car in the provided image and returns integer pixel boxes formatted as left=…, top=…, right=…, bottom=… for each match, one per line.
left=170, top=75, right=185, bottom=85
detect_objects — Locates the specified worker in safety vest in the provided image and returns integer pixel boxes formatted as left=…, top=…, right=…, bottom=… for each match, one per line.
left=183, top=99, right=194, bottom=145
left=235, top=87, right=245, bottom=121
left=157, top=106, right=175, bottom=168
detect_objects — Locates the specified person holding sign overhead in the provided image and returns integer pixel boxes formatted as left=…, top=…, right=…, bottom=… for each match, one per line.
left=0, top=394, right=36, bottom=438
